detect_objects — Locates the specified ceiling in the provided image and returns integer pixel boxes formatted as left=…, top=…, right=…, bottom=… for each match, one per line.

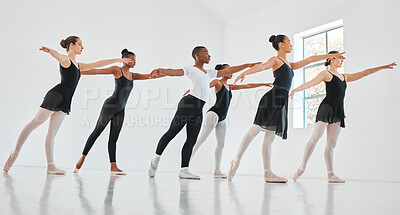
left=200, top=0, right=275, bottom=24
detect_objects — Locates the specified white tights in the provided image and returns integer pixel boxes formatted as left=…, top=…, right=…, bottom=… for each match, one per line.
left=300, top=121, right=341, bottom=175
left=13, top=108, right=65, bottom=169
left=192, top=111, right=226, bottom=170
left=234, top=124, right=276, bottom=172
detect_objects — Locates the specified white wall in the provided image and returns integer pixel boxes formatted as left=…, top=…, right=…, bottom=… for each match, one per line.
left=0, top=0, right=225, bottom=172
left=222, top=0, right=400, bottom=181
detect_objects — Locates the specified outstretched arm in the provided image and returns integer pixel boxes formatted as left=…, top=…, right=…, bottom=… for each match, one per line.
left=234, top=57, right=277, bottom=84
left=217, top=62, right=260, bottom=77
left=134, top=73, right=167, bottom=80
left=291, top=52, right=345, bottom=70
left=289, top=71, right=330, bottom=98
left=344, top=62, right=397, bottom=82
left=39, top=47, right=70, bottom=68
left=230, top=83, right=273, bottom=90
left=79, top=58, right=132, bottom=71
left=80, top=66, right=119, bottom=75
left=149, top=68, right=184, bottom=78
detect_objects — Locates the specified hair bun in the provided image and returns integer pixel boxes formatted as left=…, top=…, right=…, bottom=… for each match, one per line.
left=121, top=48, right=129, bottom=55
left=269, top=35, right=276, bottom=43
left=60, top=39, right=67, bottom=49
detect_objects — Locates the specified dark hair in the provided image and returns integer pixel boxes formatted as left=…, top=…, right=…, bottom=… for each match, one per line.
left=269, top=34, right=287, bottom=51
left=324, top=51, right=339, bottom=66
left=121, top=48, right=135, bottom=58
left=60, top=36, right=80, bottom=51
left=215, top=64, right=229, bottom=70
left=192, top=46, right=206, bottom=59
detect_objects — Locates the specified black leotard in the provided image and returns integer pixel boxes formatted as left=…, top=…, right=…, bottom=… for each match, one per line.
left=208, top=81, right=232, bottom=122
left=40, top=60, right=81, bottom=114
left=315, top=71, right=347, bottom=127
left=82, top=68, right=134, bottom=163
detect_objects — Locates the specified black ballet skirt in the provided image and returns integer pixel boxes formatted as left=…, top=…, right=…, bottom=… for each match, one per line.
left=40, top=60, right=81, bottom=115
left=315, top=72, right=347, bottom=127
left=253, top=58, right=294, bottom=140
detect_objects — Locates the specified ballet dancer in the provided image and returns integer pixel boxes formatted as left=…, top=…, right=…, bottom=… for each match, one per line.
left=3, top=36, right=132, bottom=174
left=289, top=51, right=396, bottom=183
left=227, top=34, right=345, bottom=183
left=189, top=63, right=273, bottom=178
left=148, top=46, right=259, bottom=180
left=73, top=49, right=166, bottom=175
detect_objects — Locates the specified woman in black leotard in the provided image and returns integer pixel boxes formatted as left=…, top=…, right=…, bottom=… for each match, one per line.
left=3, top=36, right=132, bottom=175
left=227, top=35, right=345, bottom=183
left=189, top=64, right=273, bottom=178
left=73, top=49, right=165, bottom=175
left=290, top=51, right=396, bottom=183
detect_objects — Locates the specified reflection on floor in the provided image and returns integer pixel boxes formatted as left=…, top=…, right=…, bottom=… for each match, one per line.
left=1, top=166, right=399, bottom=215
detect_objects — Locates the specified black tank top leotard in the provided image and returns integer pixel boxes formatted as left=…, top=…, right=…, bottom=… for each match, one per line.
left=40, top=60, right=81, bottom=114
left=316, top=71, right=347, bottom=127
left=253, top=57, right=294, bottom=139
left=104, top=68, right=134, bottom=113
left=208, top=80, right=233, bottom=122
left=272, top=58, right=294, bottom=91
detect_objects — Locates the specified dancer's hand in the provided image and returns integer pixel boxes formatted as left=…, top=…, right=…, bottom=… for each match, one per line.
left=234, top=73, right=246, bottom=85
left=289, top=90, right=296, bottom=99
left=117, top=58, right=133, bottom=64
left=39, top=46, right=53, bottom=53
left=382, top=62, right=397, bottom=69
left=150, top=68, right=162, bottom=78
left=331, top=52, right=346, bottom=60
left=265, top=83, right=273, bottom=87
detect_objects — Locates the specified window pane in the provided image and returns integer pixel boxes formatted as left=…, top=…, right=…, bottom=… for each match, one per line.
left=327, top=27, right=344, bottom=53
left=328, top=27, right=344, bottom=74
left=304, top=33, right=326, bottom=66
left=305, top=65, right=326, bottom=97
left=305, top=97, right=325, bottom=128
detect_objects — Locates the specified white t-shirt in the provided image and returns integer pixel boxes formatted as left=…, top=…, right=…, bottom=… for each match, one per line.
left=182, top=66, right=218, bottom=102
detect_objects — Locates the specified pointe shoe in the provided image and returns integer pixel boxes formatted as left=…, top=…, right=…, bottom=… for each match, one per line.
left=148, top=157, right=159, bottom=178
left=178, top=169, right=200, bottom=180
left=73, top=165, right=80, bottom=174
left=3, top=151, right=18, bottom=172
left=214, top=171, right=227, bottom=179
left=47, top=168, right=66, bottom=175
left=264, top=170, right=287, bottom=183
left=292, top=168, right=304, bottom=182
left=227, top=159, right=240, bottom=181
left=110, top=170, right=126, bottom=176
left=328, top=174, right=345, bottom=183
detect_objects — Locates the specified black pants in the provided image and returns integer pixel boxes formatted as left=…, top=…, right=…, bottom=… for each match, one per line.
left=82, top=100, right=125, bottom=163
left=156, top=95, right=205, bottom=167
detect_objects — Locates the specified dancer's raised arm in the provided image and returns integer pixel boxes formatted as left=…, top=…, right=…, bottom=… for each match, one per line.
left=150, top=68, right=184, bottom=78
left=344, top=62, right=397, bottom=82
left=79, top=58, right=132, bottom=71
left=291, top=52, right=345, bottom=70
left=217, top=62, right=260, bottom=77
left=39, top=46, right=70, bottom=68
left=230, top=83, right=273, bottom=90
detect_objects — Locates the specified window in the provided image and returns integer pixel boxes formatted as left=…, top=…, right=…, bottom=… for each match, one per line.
left=293, top=20, right=344, bottom=128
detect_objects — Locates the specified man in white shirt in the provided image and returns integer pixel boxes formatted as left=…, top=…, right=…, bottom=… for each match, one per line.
left=148, top=46, right=258, bottom=179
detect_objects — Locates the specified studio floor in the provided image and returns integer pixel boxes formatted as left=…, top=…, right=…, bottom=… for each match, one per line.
left=1, top=166, right=399, bottom=215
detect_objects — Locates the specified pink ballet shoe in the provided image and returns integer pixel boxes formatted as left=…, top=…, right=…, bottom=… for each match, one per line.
left=328, top=174, right=345, bottom=183
left=265, top=170, right=287, bottom=183
left=293, top=164, right=306, bottom=182
left=47, top=163, right=66, bottom=175
left=227, top=159, right=240, bottom=181
left=110, top=170, right=126, bottom=176
left=3, top=151, right=18, bottom=172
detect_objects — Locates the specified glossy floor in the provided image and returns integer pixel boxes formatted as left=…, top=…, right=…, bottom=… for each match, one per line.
left=1, top=166, right=399, bottom=215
